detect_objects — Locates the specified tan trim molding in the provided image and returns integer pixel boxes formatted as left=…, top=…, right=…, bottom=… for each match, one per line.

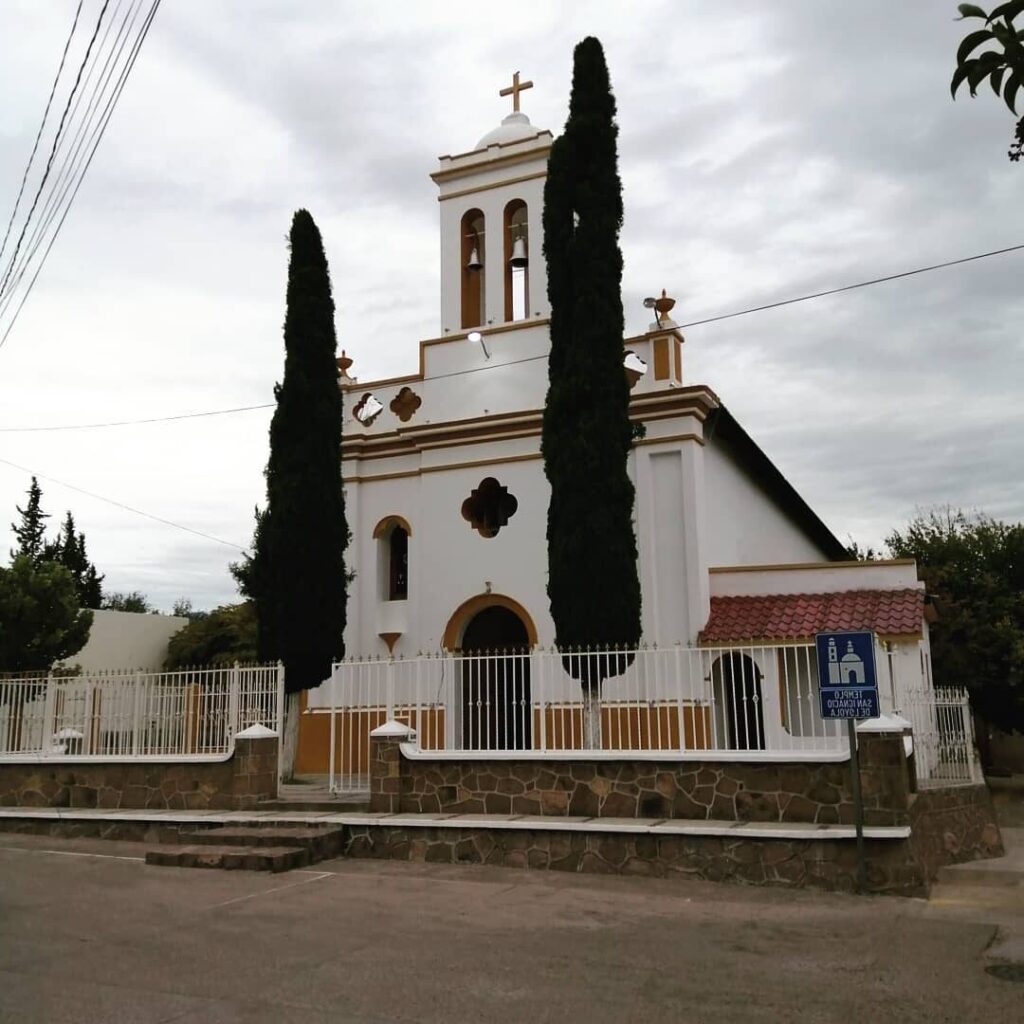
left=344, top=451, right=543, bottom=485
left=442, top=592, right=539, bottom=650
left=342, top=386, right=719, bottom=462
left=435, top=131, right=553, bottom=165
left=371, top=515, right=413, bottom=539
left=436, top=170, right=548, bottom=202
left=340, top=320, right=551, bottom=393
left=708, top=559, right=918, bottom=574
left=420, top=318, right=549, bottom=347
left=634, top=432, right=705, bottom=448
left=432, top=139, right=553, bottom=183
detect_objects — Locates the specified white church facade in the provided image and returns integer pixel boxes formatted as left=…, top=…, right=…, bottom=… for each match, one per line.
left=296, top=78, right=934, bottom=772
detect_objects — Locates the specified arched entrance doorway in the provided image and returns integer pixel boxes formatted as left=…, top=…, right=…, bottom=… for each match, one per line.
left=711, top=652, right=766, bottom=751
left=460, top=605, right=531, bottom=750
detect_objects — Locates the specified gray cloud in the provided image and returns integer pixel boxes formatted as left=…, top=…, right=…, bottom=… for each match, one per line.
left=0, top=0, right=1020, bottom=612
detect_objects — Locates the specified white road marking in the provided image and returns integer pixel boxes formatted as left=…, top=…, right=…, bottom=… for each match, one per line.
left=212, top=871, right=333, bottom=908
left=0, top=844, right=145, bottom=862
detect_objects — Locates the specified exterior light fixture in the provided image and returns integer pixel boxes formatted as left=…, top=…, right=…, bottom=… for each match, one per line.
left=467, top=330, right=490, bottom=359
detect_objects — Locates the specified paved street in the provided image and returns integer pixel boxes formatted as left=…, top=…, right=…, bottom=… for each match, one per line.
left=0, top=833, right=1020, bottom=1024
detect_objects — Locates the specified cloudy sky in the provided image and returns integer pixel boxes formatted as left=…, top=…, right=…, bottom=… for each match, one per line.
left=0, top=0, right=1021, bottom=612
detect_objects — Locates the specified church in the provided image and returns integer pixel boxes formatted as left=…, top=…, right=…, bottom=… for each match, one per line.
left=297, top=74, right=933, bottom=772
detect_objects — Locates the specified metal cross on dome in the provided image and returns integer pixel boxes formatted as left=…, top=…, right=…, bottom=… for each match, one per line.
left=500, top=71, right=533, bottom=112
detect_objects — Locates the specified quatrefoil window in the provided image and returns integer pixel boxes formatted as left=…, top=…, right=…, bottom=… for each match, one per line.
left=352, top=392, right=384, bottom=426
left=461, top=477, right=518, bottom=538
left=389, top=386, right=422, bottom=423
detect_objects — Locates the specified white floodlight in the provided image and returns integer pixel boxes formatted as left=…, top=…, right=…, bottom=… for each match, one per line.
left=467, top=330, right=490, bottom=359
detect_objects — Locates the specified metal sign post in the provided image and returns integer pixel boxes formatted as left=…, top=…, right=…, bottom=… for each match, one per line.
left=846, top=718, right=866, bottom=892
left=816, top=630, right=880, bottom=894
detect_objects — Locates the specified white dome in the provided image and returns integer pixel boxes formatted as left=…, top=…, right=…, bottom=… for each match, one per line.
left=475, top=111, right=543, bottom=150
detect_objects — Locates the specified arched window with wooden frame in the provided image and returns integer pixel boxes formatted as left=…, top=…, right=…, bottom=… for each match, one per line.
left=460, top=208, right=485, bottom=329
left=503, top=199, right=529, bottom=323
left=373, top=516, right=412, bottom=602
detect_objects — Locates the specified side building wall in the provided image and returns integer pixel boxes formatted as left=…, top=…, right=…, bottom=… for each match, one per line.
left=60, top=610, right=189, bottom=672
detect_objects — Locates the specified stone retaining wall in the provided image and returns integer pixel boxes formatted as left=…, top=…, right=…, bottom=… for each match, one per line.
left=370, top=732, right=912, bottom=827
left=0, top=736, right=277, bottom=811
left=366, top=727, right=1006, bottom=894
left=908, top=783, right=1004, bottom=880
left=0, top=813, right=921, bottom=893
left=343, top=823, right=928, bottom=895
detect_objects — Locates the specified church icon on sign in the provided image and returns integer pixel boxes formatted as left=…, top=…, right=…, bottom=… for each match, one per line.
left=827, top=637, right=866, bottom=686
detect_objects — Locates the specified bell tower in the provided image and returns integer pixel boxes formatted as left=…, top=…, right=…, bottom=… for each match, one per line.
left=432, top=72, right=553, bottom=335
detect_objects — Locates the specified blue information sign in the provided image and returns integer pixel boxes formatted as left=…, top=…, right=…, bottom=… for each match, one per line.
left=815, top=630, right=880, bottom=720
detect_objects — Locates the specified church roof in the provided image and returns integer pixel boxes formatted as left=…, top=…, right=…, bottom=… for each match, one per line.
left=475, top=110, right=546, bottom=149
left=699, top=588, right=925, bottom=644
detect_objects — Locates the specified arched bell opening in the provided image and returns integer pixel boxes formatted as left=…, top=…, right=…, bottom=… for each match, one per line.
left=503, top=199, right=529, bottom=323
left=461, top=208, right=486, bottom=329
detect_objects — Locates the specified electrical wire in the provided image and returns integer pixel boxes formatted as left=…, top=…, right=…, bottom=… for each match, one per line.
left=675, top=243, right=1024, bottom=330
left=0, top=0, right=161, bottom=350
left=0, top=238, right=1020, bottom=432
left=0, top=403, right=274, bottom=433
left=0, top=0, right=112, bottom=300
left=1, top=238, right=1020, bottom=550
left=0, top=455, right=246, bottom=551
left=0, top=0, right=141, bottom=322
left=0, top=0, right=84, bottom=268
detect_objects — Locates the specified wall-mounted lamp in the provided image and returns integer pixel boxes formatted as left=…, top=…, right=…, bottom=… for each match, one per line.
left=467, top=330, right=490, bottom=360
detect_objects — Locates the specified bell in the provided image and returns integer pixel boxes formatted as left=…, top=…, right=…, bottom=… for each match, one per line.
left=466, top=246, right=483, bottom=271
left=509, top=235, right=528, bottom=268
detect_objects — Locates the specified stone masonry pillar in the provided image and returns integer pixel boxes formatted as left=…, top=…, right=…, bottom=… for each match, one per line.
left=856, top=715, right=914, bottom=827
left=231, top=723, right=280, bottom=810
left=369, top=720, right=415, bottom=813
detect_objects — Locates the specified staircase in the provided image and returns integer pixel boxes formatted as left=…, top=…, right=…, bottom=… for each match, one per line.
left=928, top=798, right=1024, bottom=968
left=256, top=775, right=369, bottom=813
left=143, top=775, right=364, bottom=872
left=145, top=823, right=347, bottom=873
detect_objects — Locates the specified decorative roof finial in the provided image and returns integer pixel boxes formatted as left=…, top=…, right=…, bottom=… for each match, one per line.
left=653, top=289, right=676, bottom=326
left=336, top=350, right=354, bottom=381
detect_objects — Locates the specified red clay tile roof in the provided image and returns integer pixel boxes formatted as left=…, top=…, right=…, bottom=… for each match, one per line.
left=699, top=589, right=925, bottom=644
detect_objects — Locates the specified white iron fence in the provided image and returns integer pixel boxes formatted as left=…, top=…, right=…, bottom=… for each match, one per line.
left=315, top=644, right=857, bottom=794
left=0, top=664, right=284, bottom=761
left=905, top=685, right=983, bottom=788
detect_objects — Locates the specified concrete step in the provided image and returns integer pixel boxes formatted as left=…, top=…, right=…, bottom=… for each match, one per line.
left=180, top=825, right=345, bottom=861
left=145, top=844, right=310, bottom=872
left=259, top=798, right=369, bottom=812
left=936, top=829, right=1024, bottom=888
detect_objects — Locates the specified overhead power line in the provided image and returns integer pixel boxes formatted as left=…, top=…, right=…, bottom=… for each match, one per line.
left=0, top=0, right=112, bottom=300
left=0, top=0, right=145, bottom=322
left=0, top=455, right=246, bottom=551
left=0, top=1, right=84, bottom=268
left=0, top=0, right=162, bottom=351
left=676, top=243, right=1024, bottom=330
left=1, top=239, right=1021, bottom=434
left=0, top=403, right=274, bottom=433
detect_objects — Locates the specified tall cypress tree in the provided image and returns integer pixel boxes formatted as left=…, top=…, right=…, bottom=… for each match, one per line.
left=47, top=512, right=104, bottom=608
left=542, top=38, right=641, bottom=684
left=10, top=477, right=48, bottom=562
left=254, top=210, right=348, bottom=696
